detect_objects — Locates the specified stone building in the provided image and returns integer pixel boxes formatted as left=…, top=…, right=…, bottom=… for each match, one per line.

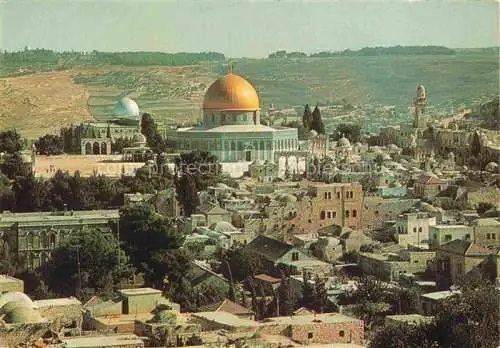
left=414, top=173, right=447, bottom=198
left=291, top=182, right=363, bottom=232
left=429, top=224, right=473, bottom=249
left=471, top=218, right=500, bottom=247
left=243, top=235, right=332, bottom=276
left=167, top=71, right=299, bottom=162
left=435, top=239, right=492, bottom=289
left=259, top=313, right=364, bottom=345
left=361, top=197, right=421, bottom=231
left=394, top=213, right=437, bottom=247
left=358, top=249, right=435, bottom=281
left=248, top=160, right=279, bottom=183
left=33, top=297, right=82, bottom=331
left=0, top=210, right=119, bottom=270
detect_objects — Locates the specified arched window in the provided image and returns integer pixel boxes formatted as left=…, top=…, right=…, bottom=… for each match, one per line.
left=353, top=210, right=357, bottom=218
left=320, top=211, right=326, bottom=220
left=324, top=192, right=328, bottom=199
left=345, top=210, right=350, bottom=218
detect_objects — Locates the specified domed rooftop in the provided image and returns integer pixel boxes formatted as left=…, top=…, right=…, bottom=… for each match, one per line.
left=113, top=97, right=140, bottom=118
left=0, top=292, right=33, bottom=311
left=310, top=130, right=318, bottom=137
left=485, top=162, right=498, bottom=173
left=210, top=221, right=237, bottom=234
left=3, top=303, right=43, bottom=324
left=132, top=132, right=147, bottom=146
left=337, top=136, right=351, bottom=147
left=203, top=73, right=260, bottom=111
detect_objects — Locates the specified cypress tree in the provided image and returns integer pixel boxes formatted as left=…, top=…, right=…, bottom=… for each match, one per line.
left=302, top=104, right=313, bottom=130
left=311, top=105, right=325, bottom=134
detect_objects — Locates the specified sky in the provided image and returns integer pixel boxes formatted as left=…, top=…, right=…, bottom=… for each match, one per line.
left=0, top=0, right=498, bottom=58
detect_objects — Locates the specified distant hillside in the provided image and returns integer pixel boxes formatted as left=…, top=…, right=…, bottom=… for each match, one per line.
left=0, top=49, right=225, bottom=77
left=269, top=45, right=456, bottom=59
left=0, top=51, right=498, bottom=138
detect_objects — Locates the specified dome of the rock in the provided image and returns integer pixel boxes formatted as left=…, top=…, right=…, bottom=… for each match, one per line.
left=203, top=73, right=260, bottom=111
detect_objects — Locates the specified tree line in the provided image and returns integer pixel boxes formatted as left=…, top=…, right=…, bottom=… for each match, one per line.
left=268, top=46, right=456, bottom=59
left=1, top=49, right=226, bottom=70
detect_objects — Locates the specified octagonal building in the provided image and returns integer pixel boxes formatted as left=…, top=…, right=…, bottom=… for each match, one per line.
left=167, top=72, right=298, bottom=162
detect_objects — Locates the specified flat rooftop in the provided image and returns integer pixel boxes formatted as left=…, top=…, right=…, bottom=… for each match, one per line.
left=263, top=313, right=361, bottom=326
left=0, top=210, right=119, bottom=225
left=118, top=287, right=162, bottom=297
left=33, top=297, right=82, bottom=307
left=59, top=334, right=143, bottom=348
left=421, top=290, right=461, bottom=301
left=0, top=274, right=23, bottom=284
left=192, top=311, right=260, bottom=328
left=93, top=313, right=154, bottom=326
left=386, top=314, right=434, bottom=323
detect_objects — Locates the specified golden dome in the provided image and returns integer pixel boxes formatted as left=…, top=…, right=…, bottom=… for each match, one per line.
left=203, top=73, right=260, bottom=111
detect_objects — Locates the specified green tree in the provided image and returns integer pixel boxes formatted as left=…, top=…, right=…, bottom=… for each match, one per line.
left=476, top=202, right=495, bottom=215
left=302, top=104, right=313, bottom=130
left=0, top=130, right=22, bottom=153
left=145, top=248, right=191, bottom=289
left=12, top=174, right=51, bottom=212
left=111, top=137, right=133, bottom=153
left=141, top=113, right=166, bottom=153
left=436, top=277, right=499, bottom=348
left=1, top=152, right=30, bottom=179
left=282, top=121, right=311, bottom=140
left=277, top=277, right=297, bottom=316
left=34, top=134, right=64, bottom=155
left=333, top=123, right=362, bottom=143
left=310, top=105, right=325, bottom=134
left=119, top=203, right=184, bottom=271
left=217, top=246, right=264, bottom=282
left=369, top=322, right=438, bottom=348
left=46, top=228, right=132, bottom=299
left=175, top=174, right=199, bottom=217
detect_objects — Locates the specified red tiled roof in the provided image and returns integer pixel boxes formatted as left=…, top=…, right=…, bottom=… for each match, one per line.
left=254, top=274, right=281, bottom=284
left=198, top=299, right=254, bottom=315
left=416, top=174, right=442, bottom=185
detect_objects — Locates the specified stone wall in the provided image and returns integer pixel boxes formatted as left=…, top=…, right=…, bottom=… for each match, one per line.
left=35, top=302, right=82, bottom=330
left=260, top=320, right=364, bottom=345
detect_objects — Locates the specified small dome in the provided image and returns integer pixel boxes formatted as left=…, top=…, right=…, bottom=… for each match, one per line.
left=485, top=162, right=498, bottom=173
left=3, top=304, right=43, bottom=324
left=148, top=309, right=178, bottom=325
left=113, top=97, right=140, bottom=118
left=210, top=221, right=237, bottom=234
left=203, top=73, right=260, bottom=111
left=310, top=130, right=318, bottom=137
left=132, top=132, right=147, bottom=145
left=337, top=136, right=351, bottom=147
left=0, top=292, right=33, bottom=311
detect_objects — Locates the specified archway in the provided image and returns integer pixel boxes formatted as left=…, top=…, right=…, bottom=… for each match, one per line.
left=101, top=142, right=108, bottom=155
left=93, top=142, right=100, bottom=155
left=85, top=142, right=92, bottom=155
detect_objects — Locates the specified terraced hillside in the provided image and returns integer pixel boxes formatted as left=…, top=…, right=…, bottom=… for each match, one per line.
left=0, top=54, right=497, bottom=138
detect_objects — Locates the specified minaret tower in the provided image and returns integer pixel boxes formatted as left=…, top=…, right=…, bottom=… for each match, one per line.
left=413, top=84, right=427, bottom=129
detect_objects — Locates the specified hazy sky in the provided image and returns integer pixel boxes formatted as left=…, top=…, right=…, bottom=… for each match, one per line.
left=1, top=0, right=498, bottom=58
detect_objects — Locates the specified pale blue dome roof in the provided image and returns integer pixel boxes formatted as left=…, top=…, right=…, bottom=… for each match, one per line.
left=113, top=97, right=140, bottom=118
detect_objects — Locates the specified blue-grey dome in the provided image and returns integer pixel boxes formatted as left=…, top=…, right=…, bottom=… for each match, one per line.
left=113, top=97, right=140, bottom=118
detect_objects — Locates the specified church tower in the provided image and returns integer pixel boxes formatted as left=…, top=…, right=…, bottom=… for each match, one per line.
left=413, top=84, right=428, bottom=129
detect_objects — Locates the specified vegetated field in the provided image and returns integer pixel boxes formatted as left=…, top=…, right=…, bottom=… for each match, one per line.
left=0, top=70, right=94, bottom=138
left=223, top=55, right=499, bottom=109
left=0, top=54, right=497, bottom=138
